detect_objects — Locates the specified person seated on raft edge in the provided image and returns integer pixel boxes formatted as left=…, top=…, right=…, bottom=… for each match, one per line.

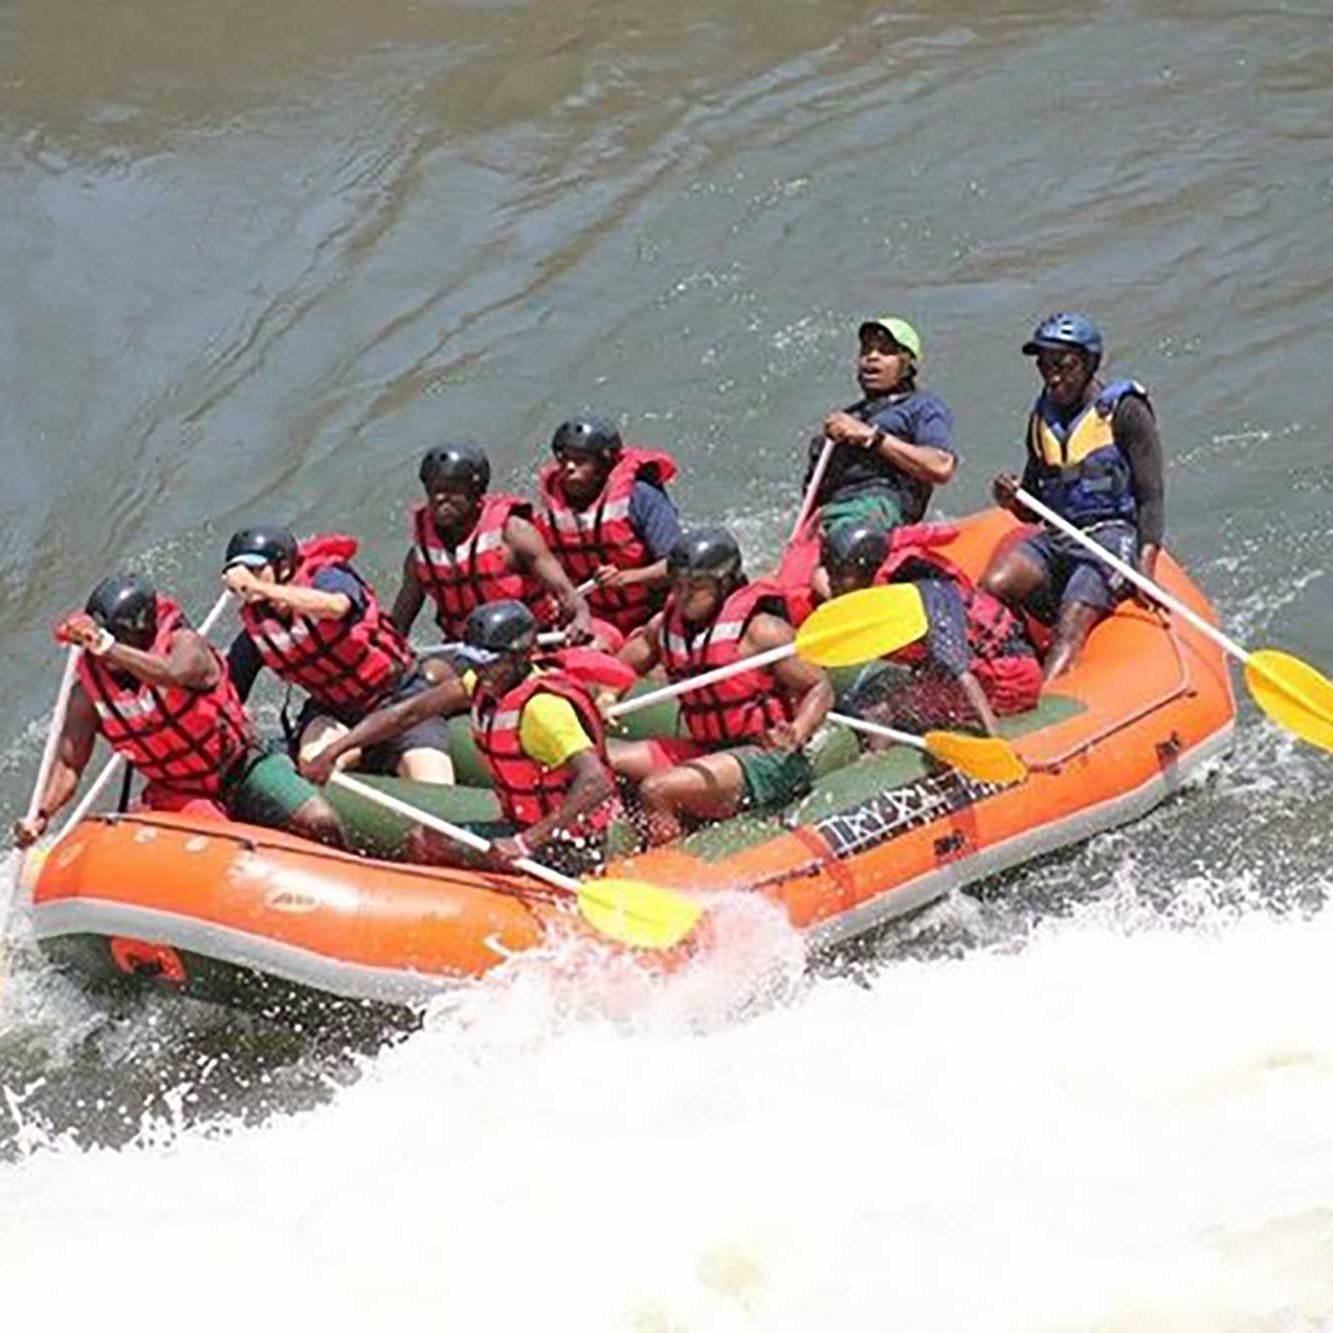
left=609, top=527, right=834, bottom=849
left=300, top=601, right=622, bottom=877
left=12, top=573, right=343, bottom=849
left=532, top=415, right=683, bottom=644
left=802, top=315, right=957, bottom=538
left=812, top=523, right=1043, bottom=740
left=390, top=441, right=607, bottom=652
left=982, top=312, right=1165, bottom=682
left=222, top=526, right=456, bottom=785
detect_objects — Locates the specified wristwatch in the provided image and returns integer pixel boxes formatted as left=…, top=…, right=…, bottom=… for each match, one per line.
left=869, top=426, right=887, bottom=451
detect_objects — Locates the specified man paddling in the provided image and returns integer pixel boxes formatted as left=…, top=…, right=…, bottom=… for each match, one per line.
left=301, top=601, right=622, bottom=874
left=610, top=528, right=833, bottom=846
left=222, top=526, right=455, bottom=783
left=803, top=316, right=957, bottom=536
left=391, top=442, right=598, bottom=646
left=814, top=522, right=1041, bottom=736
left=981, top=313, right=1166, bottom=679
left=532, top=416, right=682, bottom=646
left=12, top=574, right=342, bottom=847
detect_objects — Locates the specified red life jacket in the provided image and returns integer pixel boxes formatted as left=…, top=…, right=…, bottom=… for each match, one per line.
left=470, top=667, right=618, bottom=833
left=534, top=448, right=678, bottom=633
left=241, top=534, right=413, bottom=716
left=77, top=597, right=255, bottom=798
left=409, top=494, right=556, bottom=638
left=660, top=581, right=795, bottom=747
left=876, top=537, right=1037, bottom=697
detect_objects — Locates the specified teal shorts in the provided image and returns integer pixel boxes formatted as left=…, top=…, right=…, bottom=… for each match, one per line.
left=819, top=490, right=904, bottom=537
left=227, top=752, right=324, bottom=831
left=734, top=747, right=814, bottom=811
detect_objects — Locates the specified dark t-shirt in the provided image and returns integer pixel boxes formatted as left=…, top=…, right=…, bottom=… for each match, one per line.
left=627, top=480, right=682, bottom=560
left=226, top=565, right=369, bottom=702
left=916, top=578, right=971, bottom=677
left=807, top=389, right=957, bottom=523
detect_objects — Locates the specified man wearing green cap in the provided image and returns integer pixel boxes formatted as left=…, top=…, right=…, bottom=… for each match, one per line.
left=803, top=316, right=957, bottom=535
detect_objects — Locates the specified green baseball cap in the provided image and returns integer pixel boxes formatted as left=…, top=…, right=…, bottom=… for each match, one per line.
left=858, top=315, right=923, bottom=362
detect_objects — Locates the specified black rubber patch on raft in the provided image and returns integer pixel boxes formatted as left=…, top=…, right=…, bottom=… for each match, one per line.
left=813, top=768, right=1005, bottom=860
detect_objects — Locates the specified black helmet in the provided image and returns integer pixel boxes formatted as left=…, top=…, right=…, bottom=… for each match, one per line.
left=821, top=522, right=890, bottom=576
left=419, top=442, right=490, bottom=495
left=460, top=599, right=537, bottom=665
left=550, top=416, right=623, bottom=466
left=1022, top=312, right=1103, bottom=365
left=224, top=526, right=299, bottom=581
left=667, top=527, right=744, bottom=587
left=86, top=573, right=158, bottom=645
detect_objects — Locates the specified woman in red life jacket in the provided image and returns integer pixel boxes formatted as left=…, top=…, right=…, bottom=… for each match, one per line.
left=533, top=416, right=682, bottom=641
left=12, top=574, right=343, bottom=849
left=301, top=601, right=622, bottom=877
left=221, top=526, right=455, bottom=785
left=609, top=528, right=834, bottom=847
left=390, top=442, right=605, bottom=649
left=814, top=522, right=1042, bottom=737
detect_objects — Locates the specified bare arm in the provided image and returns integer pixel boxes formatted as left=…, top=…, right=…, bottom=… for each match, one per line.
left=301, top=672, right=468, bottom=783
left=825, top=412, right=957, bottom=485
left=391, top=550, right=426, bottom=636
left=505, top=515, right=592, bottom=637
left=224, top=566, right=352, bottom=622
left=743, top=614, right=832, bottom=747
left=522, top=749, right=616, bottom=851
left=957, top=669, right=999, bottom=737
left=14, top=690, right=99, bottom=843
left=616, top=613, right=664, bottom=677
left=102, top=628, right=219, bottom=693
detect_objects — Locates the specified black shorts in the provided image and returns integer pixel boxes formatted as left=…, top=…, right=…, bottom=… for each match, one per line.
left=292, top=668, right=453, bottom=775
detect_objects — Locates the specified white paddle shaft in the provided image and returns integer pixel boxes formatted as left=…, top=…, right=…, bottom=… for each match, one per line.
left=1016, top=488, right=1249, bottom=665
left=828, top=710, right=926, bottom=752
left=607, top=642, right=794, bottom=720
left=789, top=438, right=834, bottom=544
left=329, top=771, right=579, bottom=894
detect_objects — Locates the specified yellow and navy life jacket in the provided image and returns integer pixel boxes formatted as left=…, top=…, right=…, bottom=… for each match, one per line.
left=1026, top=379, right=1149, bottom=528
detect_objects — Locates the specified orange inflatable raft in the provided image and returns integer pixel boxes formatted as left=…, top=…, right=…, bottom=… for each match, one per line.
left=29, top=510, right=1236, bottom=1013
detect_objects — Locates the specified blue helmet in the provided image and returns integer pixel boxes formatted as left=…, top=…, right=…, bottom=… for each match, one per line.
left=1022, top=312, right=1103, bottom=363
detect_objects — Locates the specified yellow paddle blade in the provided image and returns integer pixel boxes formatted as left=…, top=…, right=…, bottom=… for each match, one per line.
left=575, top=877, right=703, bottom=951
left=923, top=731, right=1029, bottom=784
left=795, top=585, right=928, bottom=668
left=1245, top=649, right=1333, bottom=752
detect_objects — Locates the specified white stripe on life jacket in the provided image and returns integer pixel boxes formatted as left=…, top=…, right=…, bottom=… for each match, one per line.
left=547, top=497, right=632, bottom=534
left=663, top=617, right=746, bottom=658
left=417, top=527, right=506, bottom=568
left=93, top=691, right=159, bottom=723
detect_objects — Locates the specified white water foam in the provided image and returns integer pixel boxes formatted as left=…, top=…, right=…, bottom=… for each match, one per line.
left=4, top=880, right=1333, bottom=1332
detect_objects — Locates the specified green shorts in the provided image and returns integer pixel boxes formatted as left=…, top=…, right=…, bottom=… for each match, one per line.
left=734, top=747, right=815, bottom=811
left=227, top=752, right=324, bottom=831
left=819, top=490, right=904, bottom=537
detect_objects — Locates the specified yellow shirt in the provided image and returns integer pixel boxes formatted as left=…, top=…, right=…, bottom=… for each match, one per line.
left=463, top=670, right=595, bottom=770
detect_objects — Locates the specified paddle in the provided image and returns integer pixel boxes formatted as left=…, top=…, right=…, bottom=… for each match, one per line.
left=609, top=583, right=928, bottom=721
left=416, top=630, right=566, bottom=660
left=789, top=437, right=834, bottom=544
left=328, top=772, right=702, bottom=951
left=54, top=590, right=235, bottom=838
left=829, top=710, right=1028, bottom=784
left=1016, top=487, right=1333, bottom=752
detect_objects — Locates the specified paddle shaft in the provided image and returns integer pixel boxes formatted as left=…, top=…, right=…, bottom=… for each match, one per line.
left=828, top=710, right=927, bottom=753
left=416, top=630, right=566, bottom=660
left=607, top=641, right=794, bottom=720
left=789, top=438, right=834, bottom=544
left=328, top=771, right=581, bottom=894
left=55, top=590, right=235, bottom=837
left=1015, top=488, right=1251, bottom=663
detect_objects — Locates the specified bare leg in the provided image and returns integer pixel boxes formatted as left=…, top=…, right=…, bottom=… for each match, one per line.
left=397, top=746, right=456, bottom=784
left=638, top=752, right=747, bottom=847
left=979, top=547, right=1047, bottom=606
left=1043, top=600, right=1104, bottom=681
left=288, top=794, right=347, bottom=848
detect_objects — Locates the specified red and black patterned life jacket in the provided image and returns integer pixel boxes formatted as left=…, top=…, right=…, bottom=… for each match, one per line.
left=78, top=597, right=254, bottom=797
left=470, top=666, right=617, bottom=833
left=660, top=582, right=795, bottom=747
left=534, top=448, right=678, bottom=633
left=409, top=494, right=555, bottom=639
left=241, top=534, right=413, bottom=716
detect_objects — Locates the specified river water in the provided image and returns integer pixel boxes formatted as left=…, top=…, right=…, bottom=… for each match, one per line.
left=3, top=1, right=1333, bottom=1326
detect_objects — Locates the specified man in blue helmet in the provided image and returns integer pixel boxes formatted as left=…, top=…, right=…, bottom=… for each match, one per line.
left=982, top=313, right=1165, bottom=680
